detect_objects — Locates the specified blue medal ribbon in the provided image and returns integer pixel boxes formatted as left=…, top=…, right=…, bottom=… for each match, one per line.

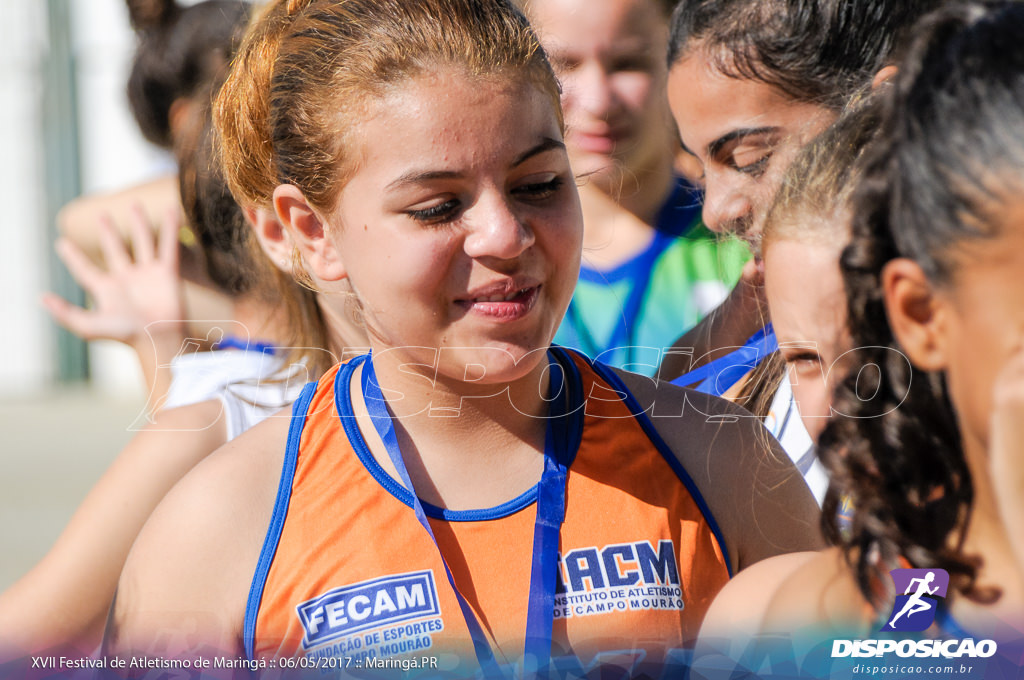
left=357, top=350, right=578, bottom=678
left=670, top=324, right=778, bottom=396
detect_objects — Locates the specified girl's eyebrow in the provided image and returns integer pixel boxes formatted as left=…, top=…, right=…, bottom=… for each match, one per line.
left=386, top=169, right=462, bottom=191
left=385, top=137, right=566, bottom=191
left=707, top=126, right=778, bottom=159
left=512, top=137, right=566, bottom=167
left=678, top=126, right=777, bottom=160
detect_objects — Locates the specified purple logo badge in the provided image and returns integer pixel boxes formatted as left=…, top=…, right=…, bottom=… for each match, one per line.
left=881, top=568, right=950, bottom=632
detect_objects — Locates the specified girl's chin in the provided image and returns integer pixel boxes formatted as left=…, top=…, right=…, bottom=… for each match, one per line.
left=434, top=343, right=553, bottom=383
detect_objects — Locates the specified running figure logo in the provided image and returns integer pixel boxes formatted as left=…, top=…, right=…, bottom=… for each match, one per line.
left=881, top=568, right=950, bottom=632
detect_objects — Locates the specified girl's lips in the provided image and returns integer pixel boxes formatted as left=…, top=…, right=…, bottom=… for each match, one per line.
left=572, top=130, right=617, bottom=155
left=454, top=285, right=541, bottom=322
left=571, top=123, right=630, bottom=156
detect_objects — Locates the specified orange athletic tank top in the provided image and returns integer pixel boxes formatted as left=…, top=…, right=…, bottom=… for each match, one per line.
left=244, top=348, right=730, bottom=677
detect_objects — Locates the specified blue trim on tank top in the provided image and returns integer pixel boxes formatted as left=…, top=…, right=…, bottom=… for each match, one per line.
left=584, top=357, right=735, bottom=578
left=573, top=174, right=699, bottom=284
left=333, top=351, right=584, bottom=522
left=654, top=175, right=703, bottom=238
left=548, top=346, right=587, bottom=470
left=215, top=334, right=277, bottom=354
left=577, top=231, right=675, bottom=283
left=243, top=380, right=318, bottom=660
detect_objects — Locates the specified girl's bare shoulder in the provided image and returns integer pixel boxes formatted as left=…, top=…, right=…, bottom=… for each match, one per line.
left=762, top=547, right=868, bottom=635
left=700, top=548, right=867, bottom=640
left=611, top=367, right=824, bottom=571
left=106, top=410, right=293, bottom=656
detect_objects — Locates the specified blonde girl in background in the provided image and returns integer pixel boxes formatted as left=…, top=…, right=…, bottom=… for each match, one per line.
left=752, top=98, right=882, bottom=503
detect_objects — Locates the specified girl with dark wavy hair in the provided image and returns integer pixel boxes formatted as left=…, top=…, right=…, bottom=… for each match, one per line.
left=698, top=0, right=1024, bottom=654
left=661, top=0, right=942, bottom=511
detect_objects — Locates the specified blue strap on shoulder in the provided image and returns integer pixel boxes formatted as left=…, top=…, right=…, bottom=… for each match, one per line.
left=243, top=380, right=318, bottom=660
left=670, top=324, right=778, bottom=396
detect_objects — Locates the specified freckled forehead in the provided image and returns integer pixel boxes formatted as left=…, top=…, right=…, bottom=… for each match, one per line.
left=764, top=239, right=846, bottom=340
left=355, top=71, right=563, bottom=168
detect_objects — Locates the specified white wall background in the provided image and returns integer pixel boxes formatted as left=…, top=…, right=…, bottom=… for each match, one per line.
left=0, top=0, right=193, bottom=398
left=0, top=2, right=53, bottom=396
left=72, top=0, right=174, bottom=397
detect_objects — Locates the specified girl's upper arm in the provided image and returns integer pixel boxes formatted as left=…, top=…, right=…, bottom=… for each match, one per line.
left=698, top=551, right=819, bottom=642
left=612, top=368, right=824, bottom=574
left=694, top=549, right=852, bottom=672
left=104, top=413, right=289, bottom=659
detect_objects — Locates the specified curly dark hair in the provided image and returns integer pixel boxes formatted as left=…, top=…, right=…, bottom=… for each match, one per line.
left=818, top=0, right=1024, bottom=610
left=126, top=0, right=250, bottom=148
left=667, top=0, right=941, bottom=110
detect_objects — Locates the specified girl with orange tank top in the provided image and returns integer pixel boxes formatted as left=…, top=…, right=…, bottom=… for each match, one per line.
left=101, top=1, right=822, bottom=676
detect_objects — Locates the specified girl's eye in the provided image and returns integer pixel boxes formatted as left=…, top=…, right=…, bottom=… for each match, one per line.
left=609, top=55, right=654, bottom=73
left=550, top=55, right=580, bottom=74
left=734, top=152, right=772, bottom=178
left=406, top=198, right=460, bottom=224
left=785, top=351, right=822, bottom=369
left=513, top=176, right=564, bottom=201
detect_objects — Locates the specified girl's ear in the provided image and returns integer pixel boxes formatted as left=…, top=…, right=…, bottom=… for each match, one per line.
left=272, top=184, right=347, bottom=281
left=871, top=65, right=899, bottom=90
left=168, top=96, right=198, bottom=142
left=882, top=258, right=949, bottom=372
left=245, top=207, right=294, bottom=273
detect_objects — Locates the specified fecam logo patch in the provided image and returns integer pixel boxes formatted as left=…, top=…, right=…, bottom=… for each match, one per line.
left=297, top=571, right=440, bottom=649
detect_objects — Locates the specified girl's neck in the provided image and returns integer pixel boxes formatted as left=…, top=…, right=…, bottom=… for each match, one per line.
left=955, top=435, right=1024, bottom=635
left=317, top=292, right=371, bottom=359
left=579, top=159, right=675, bottom=271
left=231, top=294, right=290, bottom=344
left=590, top=149, right=676, bottom=224
left=350, top=349, right=553, bottom=510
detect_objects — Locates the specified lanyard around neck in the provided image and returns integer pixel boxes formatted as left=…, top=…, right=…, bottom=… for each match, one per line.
left=357, top=351, right=578, bottom=678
